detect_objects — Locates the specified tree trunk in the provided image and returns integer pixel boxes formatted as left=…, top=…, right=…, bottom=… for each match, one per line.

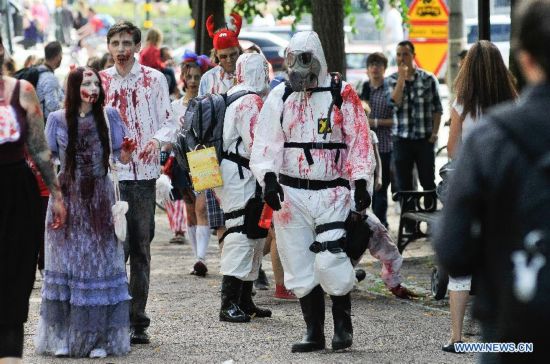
left=189, top=0, right=224, bottom=55
left=509, top=0, right=525, bottom=91
left=312, top=0, right=346, bottom=77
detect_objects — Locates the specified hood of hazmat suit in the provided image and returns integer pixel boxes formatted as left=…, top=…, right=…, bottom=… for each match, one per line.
left=229, top=53, right=270, bottom=98
left=285, top=31, right=328, bottom=91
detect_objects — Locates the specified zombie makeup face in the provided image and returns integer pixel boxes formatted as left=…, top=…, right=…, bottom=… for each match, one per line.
left=80, top=70, right=101, bottom=104
left=108, top=32, right=141, bottom=67
left=185, top=66, right=202, bottom=96
left=217, top=46, right=240, bottom=74
left=286, top=51, right=322, bottom=92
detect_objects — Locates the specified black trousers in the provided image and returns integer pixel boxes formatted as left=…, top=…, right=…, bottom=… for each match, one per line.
left=0, top=324, right=24, bottom=358
left=372, top=151, right=392, bottom=227
left=393, top=137, right=436, bottom=192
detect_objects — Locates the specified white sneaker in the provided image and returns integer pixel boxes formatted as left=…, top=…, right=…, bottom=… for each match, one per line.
left=89, top=348, right=107, bottom=358
left=54, top=347, right=69, bottom=357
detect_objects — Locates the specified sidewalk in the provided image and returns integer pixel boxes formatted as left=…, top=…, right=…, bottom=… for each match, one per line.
left=22, top=205, right=477, bottom=364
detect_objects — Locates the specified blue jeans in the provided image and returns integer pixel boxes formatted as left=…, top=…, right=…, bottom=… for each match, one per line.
left=372, top=151, right=392, bottom=227
left=120, top=179, right=156, bottom=330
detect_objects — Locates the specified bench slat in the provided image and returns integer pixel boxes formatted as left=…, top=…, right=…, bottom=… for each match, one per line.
left=402, top=211, right=440, bottom=224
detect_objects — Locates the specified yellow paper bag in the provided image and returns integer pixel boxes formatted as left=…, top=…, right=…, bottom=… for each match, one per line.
left=186, top=146, right=223, bottom=191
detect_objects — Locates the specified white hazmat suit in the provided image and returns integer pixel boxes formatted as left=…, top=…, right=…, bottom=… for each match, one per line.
left=215, top=53, right=269, bottom=281
left=216, top=53, right=272, bottom=323
left=250, top=32, right=373, bottom=299
left=250, top=30, right=372, bottom=353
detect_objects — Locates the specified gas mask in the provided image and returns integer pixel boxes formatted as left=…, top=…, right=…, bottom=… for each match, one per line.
left=286, top=51, right=321, bottom=92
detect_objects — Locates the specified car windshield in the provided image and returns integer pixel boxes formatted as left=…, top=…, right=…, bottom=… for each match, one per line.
left=346, top=53, right=368, bottom=70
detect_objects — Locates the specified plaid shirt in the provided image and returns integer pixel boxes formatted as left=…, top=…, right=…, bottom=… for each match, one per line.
left=360, top=80, right=393, bottom=153
left=387, top=68, right=443, bottom=139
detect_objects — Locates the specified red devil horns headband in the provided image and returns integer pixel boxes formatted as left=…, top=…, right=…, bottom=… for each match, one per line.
left=206, top=13, right=242, bottom=50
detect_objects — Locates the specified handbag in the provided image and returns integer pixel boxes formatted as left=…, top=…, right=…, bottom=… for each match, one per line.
left=104, top=108, right=128, bottom=242
left=186, top=145, right=223, bottom=191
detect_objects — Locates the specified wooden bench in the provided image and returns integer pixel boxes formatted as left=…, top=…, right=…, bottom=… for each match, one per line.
left=394, top=190, right=440, bottom=254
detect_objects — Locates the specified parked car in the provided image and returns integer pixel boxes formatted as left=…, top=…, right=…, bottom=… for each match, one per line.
left=237, top=31, right=288, bottom=71
left=174, top=32, right=288, bottom=72
left=345, top=43, right=398, bottom=90
left=241, top=24, right=311, bottom=42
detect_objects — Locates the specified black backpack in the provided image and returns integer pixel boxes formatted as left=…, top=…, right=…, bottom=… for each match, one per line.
left=492, top=114, right=550, bottom=345
left=14, top=66, right=52, bottom=89
left=174, top=90, right=257, bottom=173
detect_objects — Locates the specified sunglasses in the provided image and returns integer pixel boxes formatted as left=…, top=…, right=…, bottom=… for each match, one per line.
left=286, top=52, right=314, bottom=67
left=218, top=51, right=239, bottom=60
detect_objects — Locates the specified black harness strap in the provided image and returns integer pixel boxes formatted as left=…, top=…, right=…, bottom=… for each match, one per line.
left=219, top=225, right=246, bottom=244
left=309, top=237, right=347, bottom=254
left=224, top=208, right=246, bottom=221
left=222, top=136, right=251, bottom=179
left=279, top=174, right=350, bottom=190
left=283, top=142, right=347, bottom=165
left=315, top=221, right=347, bottom=235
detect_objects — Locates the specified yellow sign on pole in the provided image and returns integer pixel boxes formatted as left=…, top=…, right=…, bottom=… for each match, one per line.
left=408, top=0, right=449, bottom=77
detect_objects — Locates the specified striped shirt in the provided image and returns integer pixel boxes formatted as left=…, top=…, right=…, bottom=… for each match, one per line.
left=387, top=68, right=443, bottom=139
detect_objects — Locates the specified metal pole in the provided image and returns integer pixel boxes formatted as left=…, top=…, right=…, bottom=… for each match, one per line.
left=478, top=0, right=490, bottom=40
left=448, top=0, right=464, bottom=94
left=2, top=0, right=14, bottom=53
left=144, top=0, right=153, bottom=29
left=55, top=0, right=63, bottom=42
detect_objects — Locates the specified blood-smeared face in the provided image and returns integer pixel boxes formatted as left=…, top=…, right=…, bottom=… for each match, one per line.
left=80, top=70, right=101, bottom=104
left=108, top=32, right=140, bottom=67
left=184, top=66, right=201, bottom=96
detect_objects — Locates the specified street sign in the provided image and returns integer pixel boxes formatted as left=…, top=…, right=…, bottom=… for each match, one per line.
left=408, top=0, right=449, bottom=77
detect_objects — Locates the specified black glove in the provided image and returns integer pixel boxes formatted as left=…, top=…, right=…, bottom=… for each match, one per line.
left=354, top=179, right=371, bottom=210
left=264, top=172, right=284, bottom=211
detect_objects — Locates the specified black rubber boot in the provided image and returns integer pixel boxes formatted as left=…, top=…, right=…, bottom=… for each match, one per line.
left=240, top=281, right=272, bottom=318
left=219, top=275, right=251, bottom=323
left=291, top=285, right=326, bottom=353
left=330, top=293, right=353, bottom=350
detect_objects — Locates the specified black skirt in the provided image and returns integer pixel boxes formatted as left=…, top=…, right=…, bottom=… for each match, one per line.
left=0, top=160, right=42, bottom=325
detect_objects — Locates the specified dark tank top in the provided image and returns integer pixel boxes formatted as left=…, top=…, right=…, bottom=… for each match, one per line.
left=0, top=81, right=28, bottom=164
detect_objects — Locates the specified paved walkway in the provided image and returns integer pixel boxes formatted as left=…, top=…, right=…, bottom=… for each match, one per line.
left=22, top=206, right=478, bottom=363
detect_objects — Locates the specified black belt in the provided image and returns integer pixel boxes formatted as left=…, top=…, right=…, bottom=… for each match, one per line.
left=284, top=142, right=347, bottom=165
left=219, top=225, right=245, bottom=244
left=279, top=174, right=350, bottom=190
left=221, top=151, right=250, bottom=179
left=315, top=221, right=346, bottom=234
left=309, top=237, right=347, bottom=254
left=224, top=208, right=245, bottom=221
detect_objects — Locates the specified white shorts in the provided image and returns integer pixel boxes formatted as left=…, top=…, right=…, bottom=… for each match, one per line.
left=448, top=275, right=472, bottom=291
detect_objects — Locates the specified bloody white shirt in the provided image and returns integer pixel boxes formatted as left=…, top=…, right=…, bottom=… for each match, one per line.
left=101, top=60, right=177, bottom=181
